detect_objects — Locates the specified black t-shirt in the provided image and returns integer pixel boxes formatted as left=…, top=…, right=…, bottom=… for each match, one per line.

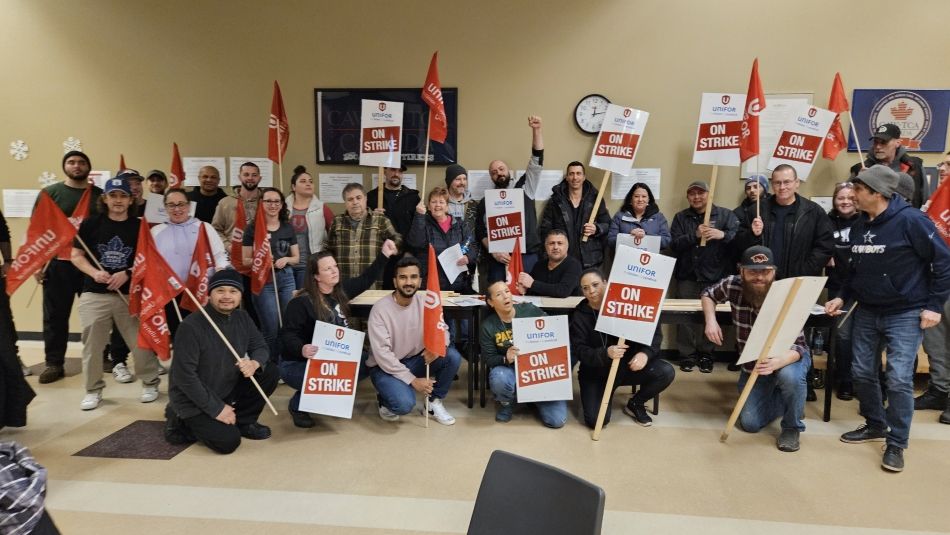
left=187, top=189, right=228, bottom=224
left=527, top=255, right=582, bottom=297
left=75, top=215, right=140, bottom=294
left=243, top=221, right=297, bottom=259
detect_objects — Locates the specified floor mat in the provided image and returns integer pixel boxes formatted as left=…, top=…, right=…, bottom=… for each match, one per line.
left=73, top=420, right=190, bottom=460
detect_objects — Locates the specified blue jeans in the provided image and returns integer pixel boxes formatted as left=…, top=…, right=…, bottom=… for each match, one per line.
left=851, top=307, right=923, bottom=449
left=280, top=351, right=371, bottom=412
left=369, top=347, right=462, bottom=415
left=292, top=264, right=308, bottom=290
left=252, top=266, right=296, bottom=363
left=488, top=365, right=568, bottom=428
left=737, top=351, right=810, bottom=433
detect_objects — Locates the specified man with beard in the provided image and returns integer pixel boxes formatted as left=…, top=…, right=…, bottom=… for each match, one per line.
left=850, top=123, right=927, bottom=208
left=212, top=162, right=263, bottom=246
left=34, top=151, right=103, bottom=384
left=702, top=246, right=810, bottom=452
left=445, top=163, right=477, bottom=228
left=367, top=163, right=419, bottom=238
left=187, top=165, right=228, bottom=224
left=365, top=256, right=461, bottom=425
left=475, top=116, right=544, bottom=281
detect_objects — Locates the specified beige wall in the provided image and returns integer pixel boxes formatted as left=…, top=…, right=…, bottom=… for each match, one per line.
left=3, top=0, right=949, bottom=332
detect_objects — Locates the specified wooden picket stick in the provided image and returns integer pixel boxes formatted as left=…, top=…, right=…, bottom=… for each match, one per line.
left=74, top=235, right=128, bottom=305
left=171, top=298, right=183, bottom=322
left=377, top=166, right=385, bottom=208
left=837, top=301, right=857, bottom=329
left=720, top=278, right=803, bottom=442
left=582, top=169, right=611, bottom=242
left=591, top=336, right=625, bottom=441
left=27, top=260, right=51, bottom=307
left=270, top=260, right=282, bottom=328
left=847, top=112, right=867, bottom=169
left=700, top=165, right=719, bottom=247
left=425, top=363, right=430, bottom=428
left=183, top=287, right=278, bottom=416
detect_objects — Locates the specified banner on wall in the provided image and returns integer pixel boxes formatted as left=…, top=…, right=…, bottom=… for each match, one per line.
left=692, top=93, right=747, bottom=166
left=849, top=89, right=950, bottom=152
left=766, top=104, right=835, bottom=180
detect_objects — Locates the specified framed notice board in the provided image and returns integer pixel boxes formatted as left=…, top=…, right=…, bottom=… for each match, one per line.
left=315, top=88, right=458, bottom=165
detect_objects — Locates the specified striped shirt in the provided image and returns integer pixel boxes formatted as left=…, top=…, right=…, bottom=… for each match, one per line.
left=0, top=442, right=47, bottom=535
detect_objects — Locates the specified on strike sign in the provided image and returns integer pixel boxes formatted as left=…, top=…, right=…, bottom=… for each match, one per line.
left=692, top=93, right=746, bottom=166
left=359, top=99, right=404, bottom=168
left=298, top=321, right=365, bottom=418
left=767, top=103, right=834, bottom=180
left=595, top=245, right=674, bottom=345
left=485, top=188, right=525, bottom=253
left=512, top=315, right=573, bottom=403
left=589, top=104, right=649, bottom=175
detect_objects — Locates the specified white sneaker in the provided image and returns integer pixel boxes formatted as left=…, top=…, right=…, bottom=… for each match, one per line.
left=112, top=362, right=133, bottom=383
left=378, top=404, right=400, bottom=422
left=424, top=398, right=456, bottom=426
left=140, top=384, right=159, bottom=403
left=80, top=392, right=102, bottom=411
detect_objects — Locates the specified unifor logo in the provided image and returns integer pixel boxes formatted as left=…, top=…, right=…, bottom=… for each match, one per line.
left=535, top=318, right=545, bottom=330
left=808, top=107, right=817, bottom=118
left=640, top=252, right=650, bottom=265
left=633, top=236, right=643, bottom=246
left=378, top=102, right=387, bottom=112
left=499, top=190, right=507, bottom=199
left=623, top=108, right=632, bottom=118
left=721, top=95, right=731, bottom=105
left=335, top=328, right=344, bottom=340
left=424, top=289, right=441, bottom=309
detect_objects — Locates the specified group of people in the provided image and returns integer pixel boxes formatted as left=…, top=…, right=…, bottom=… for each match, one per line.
left=3, top=120, right=948, bottom=475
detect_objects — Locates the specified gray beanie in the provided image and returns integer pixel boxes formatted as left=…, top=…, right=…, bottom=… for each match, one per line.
left=895, top=172, right=914, bottom=202
left=854, top=165, right=898, bottom=197
left=444, top=164, right=467, bottom=186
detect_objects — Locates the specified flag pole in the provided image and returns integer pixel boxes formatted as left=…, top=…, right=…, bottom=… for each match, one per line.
left=377, top=166, right=385, bottom=209
left=425, top=363, right=430, bottom=428
left=26, top=260, right=50, bottom=307
left=591, top=337, right=625, bottom=441
left=700, top=165, right=719, bottom=246
left=847, top=112, right=867, bottom=169
left=755, top=158, right=761, bottom=220
left=270, top=260, right=282, bottom=328
left=171, top=298, right=183, bottom=322
left=582, top=170, right=611, bottom=243
left=183, top=287, right=278, bottom=415
left=75, top=235, right=129, bottom=305
left=421, top=114, right=432, bottom=197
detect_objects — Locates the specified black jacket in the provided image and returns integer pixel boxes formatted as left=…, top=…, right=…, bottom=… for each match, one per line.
left=850, top=147, right=927, bottom=208
left=670, top=204, right=738, bottom=282
left=367, top=185, right=421, bottom=237
left=406, top=213, right=478, bottom=293
left=826, top=210, right=859, bottom=294
left=570, top=298, right=662, bottom=381
left=538, top=180, right=611, bottom=268
left=734, top=193, right=834, bottom=279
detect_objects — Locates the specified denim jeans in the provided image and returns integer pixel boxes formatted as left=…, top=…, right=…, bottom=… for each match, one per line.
left=280, top=351, right=371, bottom=412
left=851, top=307, right=924, bottom=449
left=252, top=266, right=296, bottom=363
left=488, top=365, right=567, bottom=428
left=292, top=263, right=308, bottom=290
left=922, top=298, right=950, bottom=393
left=737, top=350, right=810, bottom=433
left=369, top=347, right=462, bottom=415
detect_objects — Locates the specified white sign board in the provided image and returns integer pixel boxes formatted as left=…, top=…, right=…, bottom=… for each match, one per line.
left=319, top=173, right=362, bottom=202
left=371, top=173, right=417, bottom=191
left=143, top=192, right=196, bottom=224
left=766, top=104, right=835, bottom=180
left=228, top=157, right=274, bottom=188
left=741, top=93, right=813, bottom=178
left=2, top=189, right=40, bottom=218
left=737, top=276, right=827, bottom=365
left=183, top=157, right=227, bottom=187
left=298, top=321, right=365, bottom=418
left=617, top=234, right=661, bottom=253
left=512, top=315, right=573, bottom=403
left=589, top=104, right=649, bottom=175
left=595, top=246, right=675, bottom=345
left=485, top=188, right=526, bottom=254
left=359, top=99, right=404, bottom=168
left=611, top=168, right=661, bottom=200
left=692, top=93, right=747, bottom=166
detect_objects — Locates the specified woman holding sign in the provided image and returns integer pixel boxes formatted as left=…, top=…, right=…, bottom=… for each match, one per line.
left=607, top=182, right=671, bottom=251
left=279, top=241, right=397, bottom=428
left=571, top=269, right=674, bottom=428
left=479, top=280, right=567, bottom=428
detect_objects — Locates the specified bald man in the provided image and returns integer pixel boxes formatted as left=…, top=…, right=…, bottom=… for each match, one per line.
left=187, top=165, right=228, bottom=223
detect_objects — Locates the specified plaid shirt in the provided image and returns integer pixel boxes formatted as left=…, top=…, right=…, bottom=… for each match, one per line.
left=323, top=211, right=401, bottom=288
left=701, top=275, right=808, bottom=369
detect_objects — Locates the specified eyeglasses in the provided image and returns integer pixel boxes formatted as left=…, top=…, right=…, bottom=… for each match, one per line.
left=835, top=181, right=853, bottom=188
left=164, top=202, right=189, bottom=210
left=261, top=200, right=282, bottom=205
left=770, top=179, right=797, bottom=188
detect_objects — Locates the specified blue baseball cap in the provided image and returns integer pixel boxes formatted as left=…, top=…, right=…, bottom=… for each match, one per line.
left=104, top=178, right=132, bottom=195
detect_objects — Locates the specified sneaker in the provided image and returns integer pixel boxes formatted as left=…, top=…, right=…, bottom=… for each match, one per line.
left=38, top=365, right=64, bottom=384
left=840, top=424, right=886, bottom=444
left=238, top=422, right=272, bottom=440
left=495, top=401, right=513, bottom=423
left=622, top=401, right=652, bottom=427
left=290, top=409, right=315, bottom=429
left=836, top=382, right=854, bottom=401
left=424, top=398, right=456, bottom=426
left=679, top=354, right=696, bottom=372
left=698, top=354, right=714, bottom=374
left=140, top=384, right=159, bottom=403
left=913, top=388, right=948, bottom=410
left=80, top=391, right=102, bottom=410
left=378, top=404, right=400, bottom=422
left=881, top=445, right=904, bottom=472
left=112, top=362, right=133, bottom=383
left=776, top=429, right=800, bottom=452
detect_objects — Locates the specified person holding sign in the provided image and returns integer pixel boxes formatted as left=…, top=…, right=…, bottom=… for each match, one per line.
left=479, top=279, right=567, bottom=427
left=607, top=182, right=671, bottom=251
left=571, top=269, right=673, bottom=428
left=702, top=246, right=810, bottom=452
left=518, top=230, right=582, bottom=297
left=367, top=163, right=420, bottom=239
left=366, top=256, right=461, bottom=425
left=539, top=161, right=611, bottom=269
left=407, top=187, right=478, bottom=294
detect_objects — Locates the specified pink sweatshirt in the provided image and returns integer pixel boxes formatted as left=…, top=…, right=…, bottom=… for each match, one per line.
left=366, top=292, right=439, bottom=384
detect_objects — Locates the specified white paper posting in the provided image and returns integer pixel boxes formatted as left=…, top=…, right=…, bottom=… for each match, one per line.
left=437, top=243, right=468, bottom=284
left=468, top=170, right=493, bottom=201
left=319, top=173, right=363, bottom=203
left=517, top=169, right=563, bottom=201
left=611, top=168, right=661, bottom=200
left=87, top=170, right=112, bottom=190
left=2, top=189, right=40, bottom=218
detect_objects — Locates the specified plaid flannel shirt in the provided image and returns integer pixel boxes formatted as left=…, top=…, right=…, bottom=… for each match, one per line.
left=323, top=212, right=401, bottom=288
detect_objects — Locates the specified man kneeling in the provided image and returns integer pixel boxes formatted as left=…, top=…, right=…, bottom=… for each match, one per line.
left=164, top=269, right=279, bottom=454
left=701, top=246, right=810, bottom=452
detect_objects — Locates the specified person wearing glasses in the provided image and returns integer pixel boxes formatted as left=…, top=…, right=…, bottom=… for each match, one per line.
left=826, top=181, right=859, bottom=400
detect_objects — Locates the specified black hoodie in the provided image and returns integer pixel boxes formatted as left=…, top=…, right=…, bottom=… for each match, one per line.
left=570, top=298, right=662, bottom=381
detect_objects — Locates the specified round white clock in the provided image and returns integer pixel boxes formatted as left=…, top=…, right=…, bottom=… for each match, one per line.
left=574, top=94, right=611, bottom=134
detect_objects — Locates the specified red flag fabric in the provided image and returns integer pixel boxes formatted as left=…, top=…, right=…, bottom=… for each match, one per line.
left=423, top=245, right=448, bottom=357
left=230, top=201, right=250, bottom=275
left=133, top=218, right=184, bottom=361
left=421, top=52, right=448, bottom=144
left=6, top=191, right=78, bottom=295
left=56, top=186, right=92, bottom=260
left=926, top=178, right=950, bottom=246
left=507, top=240, right=524, bottom=296
left=822, top=73, right=851, bottom=160
left=250, top=198, right=273, bottom=294
left=128, top=218, right=151, bottom=317
left=169, top=143, right=185, bottom=188
left=119, top=154, right=127, bottom=171
left=739, top=58, right=766, bottom=163
left=268, top=80, right=289, bottom=164
left=827, top=73, right=850, bottom=114
left=179, top=226, right=215, bottom=312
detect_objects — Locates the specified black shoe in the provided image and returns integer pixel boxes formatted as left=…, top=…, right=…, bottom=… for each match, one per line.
left=679, top=354, right=696, bottom=372
left=940, top=404, right=950, bottom=425
left=776, top=429, right=800, bottom=452
left=698, top=354, right=714, bottom=373
left=163, top=412, right=195, bottom=445
left=622, top=401, right=652, bottom=427
left=290, top=409, right=314, bottom=429
left=881, top=445, right=904, bottom=472
left=806, top=387, right=817, bottom=402
left=38, top=365, right=65, bottom=384
left=836, top=382, right=854, bottom=401
left=913, top=388, right=948, bottom=410
left=840, top=424, right=886, bottom=444
left=238, top=422, right=272, bottom=440
left=727, top=362, right=741, bottom=372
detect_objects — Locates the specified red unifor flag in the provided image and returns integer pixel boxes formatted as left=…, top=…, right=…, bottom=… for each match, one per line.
left=230, top=201, right=250, bottom=275
left=119, top=154, right=127, bottom=171
left=507, top=240, right=524, bottom=296
left=6, top=191, right=79, bottom=296
left=56, top=185, right=93, bottom=260
left=926, top=178, right=950, bottom=246
left=179, top=226, right=215, bottom=312
left=250, top=197, right=273, bottom=294
left=421, top=51, right=448, bottom=144
left=822, top=73, right=851, bottom=160
left=129, top=218, right=150, bottom=317
left=739, top=58, right=766, bottom=163
left=133, top=218, right=184, bottom=361
left=169, top=143, right=185, bottom=188
left=423, top=244, right=448, bottom=357
left=268, top=80, right=289, bottom=164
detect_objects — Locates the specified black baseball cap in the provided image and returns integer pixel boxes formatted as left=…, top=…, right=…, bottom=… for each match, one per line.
left=740, top=246, right=775, bottom=270
left=869, top=123, right=901, bottom=142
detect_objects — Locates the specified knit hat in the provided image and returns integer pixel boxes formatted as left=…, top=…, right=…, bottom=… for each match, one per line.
left=445, top=164, right=467, bottom=186
left=745, top=174, right=769, bottom=193
left=62, top=150, right=91, bottom=170
left=895, top=172, right=914, bottom=202
left=854, top=164, right=898, bottom=197
left=208, top=269, right=244, bottom=293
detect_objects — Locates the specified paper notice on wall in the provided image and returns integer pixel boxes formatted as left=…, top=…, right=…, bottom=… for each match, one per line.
left=611, top=169, right=661, bottom=200
left=319, top=173, right=363, bottom=203
left=183, top=157, right=227, bottom=187
left=2, top=189, right=40, bottom=217
left=468, top=170, right=493, bottom=201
